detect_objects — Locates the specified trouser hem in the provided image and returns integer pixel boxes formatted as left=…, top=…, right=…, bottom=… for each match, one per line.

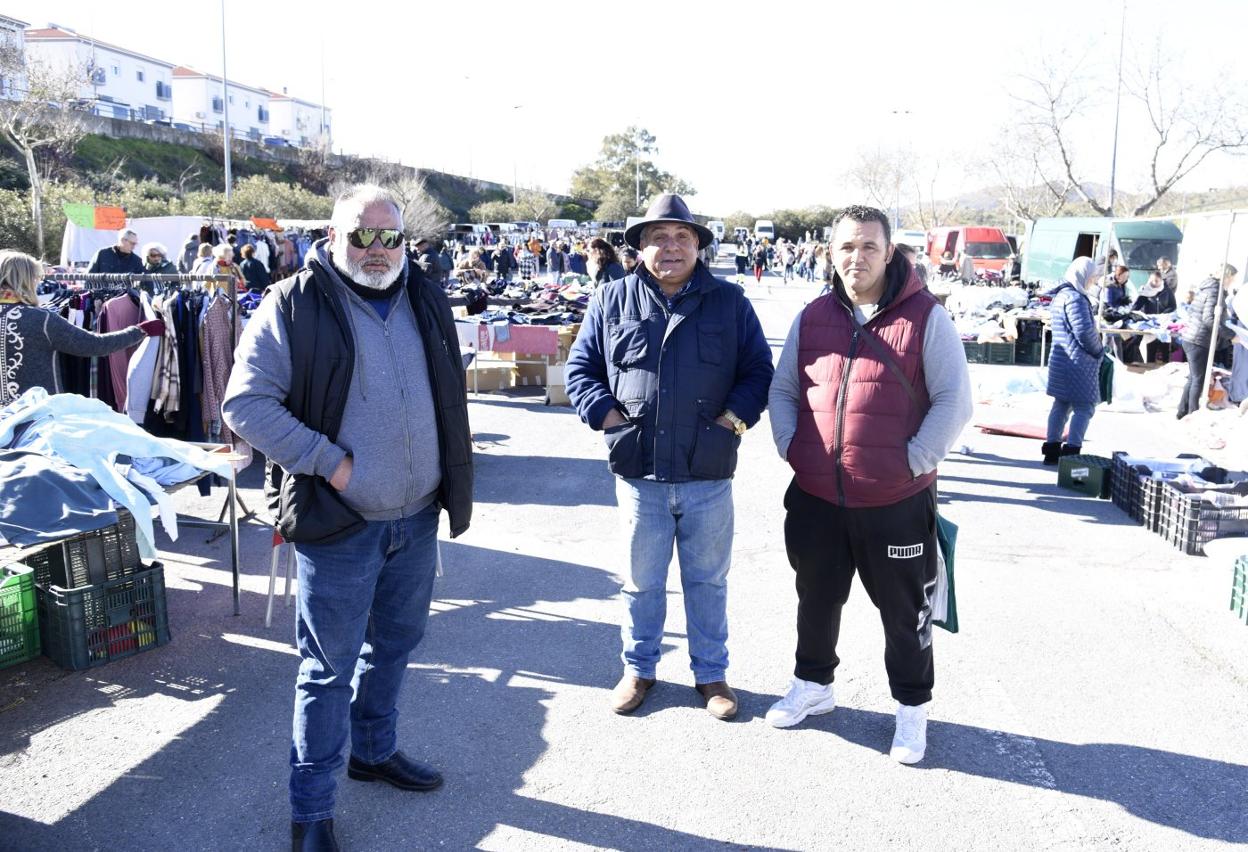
left=292, top=809, right=334, bottom=823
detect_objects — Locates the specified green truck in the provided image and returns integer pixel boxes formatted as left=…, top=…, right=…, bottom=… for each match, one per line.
left=1020, top=217, right=1183, bottom=297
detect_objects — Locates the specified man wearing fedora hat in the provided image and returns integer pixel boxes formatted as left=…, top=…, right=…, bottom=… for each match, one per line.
left=565, top=193, right=774, bottom=720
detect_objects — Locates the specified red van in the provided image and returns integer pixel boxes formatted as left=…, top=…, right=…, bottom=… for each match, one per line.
left=926, top=226, right=1013, bottom=273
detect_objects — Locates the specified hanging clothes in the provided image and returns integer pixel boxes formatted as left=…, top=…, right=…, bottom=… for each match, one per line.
left=198, top=293, right=241, bottom=445
left=95, top=292, right=143, bottom=413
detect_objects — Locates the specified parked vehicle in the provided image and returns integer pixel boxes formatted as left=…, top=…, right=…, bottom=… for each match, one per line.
left=546, top=218, right=578, bottom=234
left=754, top=219, right=775, bottom=243
left=893, top=229, right=927, bottom=255
left=926, top=226, right=1013, bottom=274
left=1020, top=217, right=1183, bottom=295
left=262, top=135, right=291, bottom=147
left=707, top=220, right=726, bottom=241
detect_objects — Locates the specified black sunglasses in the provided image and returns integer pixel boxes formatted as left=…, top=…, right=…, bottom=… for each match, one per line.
left=346, top=228, right=405, bottom=250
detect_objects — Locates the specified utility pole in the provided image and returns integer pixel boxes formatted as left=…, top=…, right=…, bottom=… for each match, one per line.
left=1108, top=0, right=1126, bottom=216
left=634, top=127, right=641, bottom=210
left=220, top=0, right=231, bottom=201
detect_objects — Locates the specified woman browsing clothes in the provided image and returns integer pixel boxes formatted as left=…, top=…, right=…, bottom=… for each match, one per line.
left=0, top=250, right=164, bottom=407
left=1041, top=257, right=1105, bottom=465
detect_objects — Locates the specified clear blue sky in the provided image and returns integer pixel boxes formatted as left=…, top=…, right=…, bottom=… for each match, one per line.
left=5, top=0, right=1245, bottom=216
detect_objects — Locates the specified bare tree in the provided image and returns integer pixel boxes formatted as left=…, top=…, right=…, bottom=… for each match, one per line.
left=987, top=132, right=1074, bottom=221
left=844, top=146, right=910, bottom=212
left=1014, top=42, right=1248, bottom=218
left=514, top=188, right=556, bottom=224
left=336, top=163, right=450, bottom=241
left=0, top=47, right=89, bottom=258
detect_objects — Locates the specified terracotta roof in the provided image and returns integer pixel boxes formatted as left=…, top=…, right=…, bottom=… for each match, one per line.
left=26, top=27, right=175, bottom=68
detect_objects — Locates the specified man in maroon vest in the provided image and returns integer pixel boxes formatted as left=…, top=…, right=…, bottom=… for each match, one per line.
left=766, top=205, right=972, bottom=764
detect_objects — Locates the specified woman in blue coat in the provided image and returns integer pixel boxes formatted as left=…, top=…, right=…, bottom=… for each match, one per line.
left=1042, top=257, right=1105, bottom=465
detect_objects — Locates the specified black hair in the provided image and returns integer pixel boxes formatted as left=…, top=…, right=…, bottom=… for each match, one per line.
left=831, top=205, right=891, bottom=244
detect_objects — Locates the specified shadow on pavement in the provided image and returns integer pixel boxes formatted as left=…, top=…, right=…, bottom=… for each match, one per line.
left=472, top=452, right=614, bottom=507
left=796, top=706, right=1247, bottom=843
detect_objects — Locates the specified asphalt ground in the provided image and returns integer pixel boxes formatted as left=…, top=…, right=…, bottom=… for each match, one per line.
left=1, top=257, right=1245, bottom=851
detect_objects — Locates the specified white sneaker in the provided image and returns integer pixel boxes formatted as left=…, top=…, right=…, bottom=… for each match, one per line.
left=765, top=678, right=836, bottom=728
left=890, top=701, right=930, bottom=764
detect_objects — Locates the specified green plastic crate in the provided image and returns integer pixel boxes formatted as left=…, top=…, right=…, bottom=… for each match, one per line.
left=1233, top=557, right=1248, bottom=625
left=962, top=341, right=986, bottom=363
left=37, top=563, right=169, bottom=671
left=0, top=563, right=39, bottom=669
left=1058, top=454, right=1113, bottom=499
left=986, top=342, right=1016, bottom=365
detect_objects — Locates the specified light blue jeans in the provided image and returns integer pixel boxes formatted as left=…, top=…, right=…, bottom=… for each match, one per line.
left=614, top=477, right=734, bottom=684
left=289, top=504, right=439, bottom=822
left=1047, top=399, right=1096, bottom=447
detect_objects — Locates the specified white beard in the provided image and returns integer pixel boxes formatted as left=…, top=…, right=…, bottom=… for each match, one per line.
left=334, top=246, right=403, bottom=290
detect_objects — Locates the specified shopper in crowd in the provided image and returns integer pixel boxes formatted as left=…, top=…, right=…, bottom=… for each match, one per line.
left=1227, top=276, right=1247, bottom=405
left=1121, top=270, right=1177, bottom=364
left=191, top=242, right=215, bottom=274
left=779, top=239, right=795, bottom=282
left=733, top=240, right=749, bottom=285
left=1178, top=263, right=1237, bottom=420
left=895, top=243, right=927, bottom=286
left=238, top=243, right=272, bottom=292
left=222, top=185, right=472, bottom=852
left=937, top=250, right=957, bottom=276
left=547, top=241, right=568, bottom=282
left=410, top=238, right=439, bottom=279
left=567, top=241, right=588, bottom=276
left=619, top=246, right=640, bottom=276
left=765, top=205, right=972, bottom=765
left=751, top=240, right=768, bottom=282
left=586, top=237, right=625, bottom=284
left=1042, top=257, right=1105, bottom=462
left=0, top=250, right=164, bottom=406
left=1103, top=265, right=1132, bottom=310
left=209, top=242, right=244, bottom=289
left=88, top=228, right=144, bottom=275
left=178, top=232, right=200, bottom=273
left=1157, top=255, right=1178, bottom=292
left=142, top=243, right=178, bottom=276
left=565, top=193, right=773, bottom=721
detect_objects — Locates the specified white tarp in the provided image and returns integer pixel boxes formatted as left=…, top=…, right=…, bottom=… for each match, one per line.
left=59, top=216, right=205, bottom=267
left=1172, top=209, right=1248, bottom=299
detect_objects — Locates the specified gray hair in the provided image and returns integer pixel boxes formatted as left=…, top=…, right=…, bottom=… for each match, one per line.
left=331, top=184, right=403, bottom=232
left=142, top=242, right=168, bottom=259
left=118, top=228, right=138, bottom=242
left=212, top=242, right=234, bottom=261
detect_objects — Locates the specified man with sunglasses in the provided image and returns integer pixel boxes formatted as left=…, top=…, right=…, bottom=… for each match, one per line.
left=223, top=184, right=473, bottom=852
left=88, top=227, right=144, bottom=275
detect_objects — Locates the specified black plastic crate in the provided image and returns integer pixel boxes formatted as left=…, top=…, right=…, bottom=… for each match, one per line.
left=1157, top=485, right=1248, bottom=556
left=1110, top=452, right=1147, bottom=523
left=23, top=510, right=141, bottom=589
left=1139, top=476, right=1172, bottom=532
left=1015, top=340, right=1048, bottom=366
left=986, top=342, right=1016, bottom=365
left=962, top=341, right=986, bottom=364
left=37, top=563, right=169, bottom=670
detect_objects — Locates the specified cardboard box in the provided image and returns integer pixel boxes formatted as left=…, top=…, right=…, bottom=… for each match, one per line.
left=465, top=363, right=516, bottom=393
left=514, top=362, right=548, bottom=387
left=557, top=325, right=580, bottom=363
left=545, top=365, right=570, bottom=405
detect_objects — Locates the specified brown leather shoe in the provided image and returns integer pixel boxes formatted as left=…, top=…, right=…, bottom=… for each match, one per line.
left=610, top=674, right=656, bottom=714
left=696, top=681, right=738, bottom=720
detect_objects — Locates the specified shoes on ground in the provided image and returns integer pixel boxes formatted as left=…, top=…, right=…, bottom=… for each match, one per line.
left=346, top=750, right=443, bottom=791
left=764, top=678, right=836, bottom=728
left=890, top=701, right=930, bottom=765
left=695, top=681, right=738, bottom=720
left=610, top=673, right=656, bottom=714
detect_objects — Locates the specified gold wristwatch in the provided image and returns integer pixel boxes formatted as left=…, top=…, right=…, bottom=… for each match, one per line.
left=721, top=410, right=747, bottom=436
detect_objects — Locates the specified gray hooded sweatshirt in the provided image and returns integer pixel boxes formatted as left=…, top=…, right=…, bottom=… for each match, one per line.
left=222, top=240, right=442, bottom=521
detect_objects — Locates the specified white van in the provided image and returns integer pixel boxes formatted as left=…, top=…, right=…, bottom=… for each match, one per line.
left=754, top=219, right=775, bottom=242
left=893, top=229, right=928, bottom=255
left=707, top=220, right=726, bottom=241
left=546, top=218, right=578, bottom=233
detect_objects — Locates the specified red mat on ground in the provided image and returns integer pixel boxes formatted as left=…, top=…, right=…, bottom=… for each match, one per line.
left=975, top=422, right=1066, bottom=440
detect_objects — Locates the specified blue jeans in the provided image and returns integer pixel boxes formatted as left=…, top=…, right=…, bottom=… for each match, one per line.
left=1046, top=399, right=1096, bottom=447
left=614, top=477, right=734, bottom=683
left=289, top=505, right=439, bottom=822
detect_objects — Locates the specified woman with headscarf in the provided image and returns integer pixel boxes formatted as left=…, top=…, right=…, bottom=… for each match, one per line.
left=1041, top=257, right=1105, bottom=465
left=0, top=250, right=164, bottom=406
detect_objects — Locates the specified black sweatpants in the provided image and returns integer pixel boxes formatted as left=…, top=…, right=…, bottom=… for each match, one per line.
left=783, top=479, right=938, bottom=706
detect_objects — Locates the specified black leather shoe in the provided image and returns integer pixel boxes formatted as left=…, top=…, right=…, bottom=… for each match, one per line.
left=292, top=818, right=339, bottom=852
left=347, top=750, right=443, bottom=791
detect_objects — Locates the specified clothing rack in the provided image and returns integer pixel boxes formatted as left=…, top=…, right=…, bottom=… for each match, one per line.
left=40, top=271, right=250, bottom=615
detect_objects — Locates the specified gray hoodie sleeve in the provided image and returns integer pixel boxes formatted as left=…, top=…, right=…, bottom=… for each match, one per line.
left=221, top=295, right=347, bottom=479
left=768, top=304, right=973, bottom=473
left=768, top=311, right=804, bottom=460
left=908, top=305, right=974, bottom=476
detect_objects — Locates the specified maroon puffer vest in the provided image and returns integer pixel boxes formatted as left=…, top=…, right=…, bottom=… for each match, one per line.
left=789, top=271, right=937, bottom=508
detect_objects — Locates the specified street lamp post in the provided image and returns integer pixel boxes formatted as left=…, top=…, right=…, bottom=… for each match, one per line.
left=1108, top=0, right=1126, bottom=216
left=220, top=0, right=231, bottom=201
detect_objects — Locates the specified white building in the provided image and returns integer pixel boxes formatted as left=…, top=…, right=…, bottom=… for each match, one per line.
left=266, top=89, right=332, bottom=149
left=171, top=66, right=272, bottom=139
left=0, top=15, right=28, bottom=100
left=23, top=25, right=175, bottom=121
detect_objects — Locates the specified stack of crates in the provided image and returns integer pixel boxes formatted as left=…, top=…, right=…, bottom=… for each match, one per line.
left=28, top=510, right=170, bottom=670
left=1110, top=452, right=1150, bottom=523
left=1156, top=483, right=1248, bottom=556
left=0, top=564, right=39, bottom=669
left=962, top=341, right=1016, bottom=365
left=1233, top=556, right=1248, bottom=626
